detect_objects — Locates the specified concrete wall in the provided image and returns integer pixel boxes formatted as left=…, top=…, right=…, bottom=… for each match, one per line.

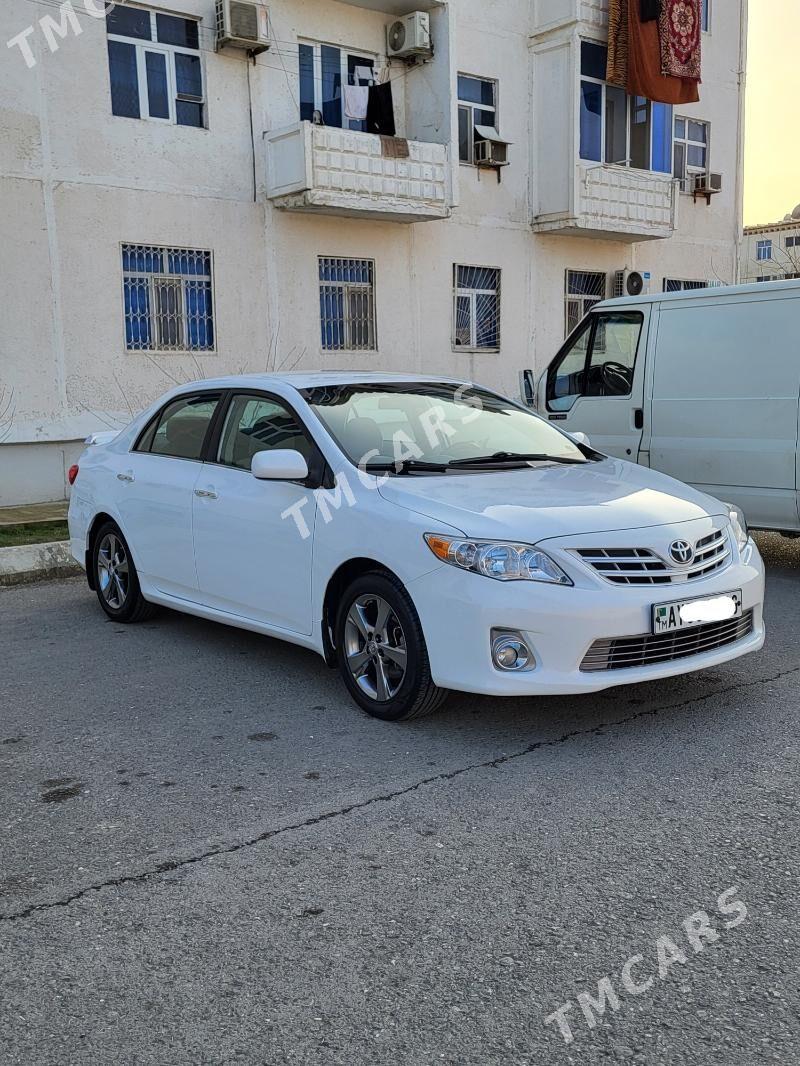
left=0, top=0, right=746, bottom=504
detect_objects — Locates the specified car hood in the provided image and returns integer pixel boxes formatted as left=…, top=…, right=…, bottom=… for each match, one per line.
left=377, top=458, right=728, bottom=542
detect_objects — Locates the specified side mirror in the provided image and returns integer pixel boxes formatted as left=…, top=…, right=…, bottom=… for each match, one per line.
left=568, top=431, right=591, bottom=448
left=251, top=449, right=309, bottom=481
left=519, top=369, right=537, bottom=409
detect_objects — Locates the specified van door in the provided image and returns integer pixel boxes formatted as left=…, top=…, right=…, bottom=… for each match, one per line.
left=648, top=290, right=800, bottom=532
left=541, top=307, right=649, bottom=461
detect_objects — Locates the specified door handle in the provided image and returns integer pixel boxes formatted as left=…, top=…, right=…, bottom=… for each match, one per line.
left=116, top=472, right=135, bottom=482
left=633, top=408, right=644, bottom=430
left=194, top=488, right=218, bottom=500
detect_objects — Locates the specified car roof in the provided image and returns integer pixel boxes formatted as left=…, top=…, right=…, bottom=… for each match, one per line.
left=168, top=371, right=466, bottom=392
left=599, top=276, right=800, bottom=310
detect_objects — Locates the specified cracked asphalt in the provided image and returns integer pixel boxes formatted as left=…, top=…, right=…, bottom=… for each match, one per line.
left=1, top=532, right=799, bottom=1065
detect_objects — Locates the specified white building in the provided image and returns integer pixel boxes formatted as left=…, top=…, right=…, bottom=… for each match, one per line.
left=740, top=205, right=800, bottom=284
left=0, top=0, right=747, bottom=505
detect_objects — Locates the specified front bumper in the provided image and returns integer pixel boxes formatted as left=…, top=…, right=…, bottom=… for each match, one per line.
left=408, top=539, right=765, bottom=697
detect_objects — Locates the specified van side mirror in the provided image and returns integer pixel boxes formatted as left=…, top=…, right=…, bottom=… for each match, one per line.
left=519, top=369, right=537, bottom=408
left=252, top=449, right=309, bottom=481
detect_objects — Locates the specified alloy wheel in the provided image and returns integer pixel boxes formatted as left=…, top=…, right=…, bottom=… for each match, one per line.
left=344, top=594, right=408, bottom=702
left=97, top=533, right=130, bottom=610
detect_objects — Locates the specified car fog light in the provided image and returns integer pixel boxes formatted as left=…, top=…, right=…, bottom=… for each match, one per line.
left=491, top=629, right=536, bottom=673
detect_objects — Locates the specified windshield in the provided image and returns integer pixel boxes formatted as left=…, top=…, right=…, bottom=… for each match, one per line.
left=300, top=382, right=591, bottom=470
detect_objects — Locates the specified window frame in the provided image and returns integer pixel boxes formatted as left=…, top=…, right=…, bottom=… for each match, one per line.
left=133, top=390, right=223, bottom=461
left=298, top=39, right=377, bottom=131
left=120, top=243, right=216, bottom=355
left=564, top=269, right=606, bottom=337
left=457, top=74, right=498, bottom=165
left=756, top=239, right=774, bottom=262
left=452, top=264, right=501, bottom=352
left=701, top=0, right=711, bottom=33
left=546, top=310, right=645, bottom=414
left=673, top=116, right=710, bottom=192
left=318, top=257, right=377, bottom=353
left=579, top=42, right=673, bottom=173
left=107, top=7, right=206, bottom=128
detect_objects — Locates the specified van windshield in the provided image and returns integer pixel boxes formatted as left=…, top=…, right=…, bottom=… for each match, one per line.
left=301, top=382, right=591, bottom=471
left=547, top=311, right=644, bottom=412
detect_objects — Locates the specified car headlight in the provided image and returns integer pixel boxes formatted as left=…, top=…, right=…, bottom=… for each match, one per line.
left=424, top=534, right=572, bottom=585
left=724, top=503, right=749, bottom=551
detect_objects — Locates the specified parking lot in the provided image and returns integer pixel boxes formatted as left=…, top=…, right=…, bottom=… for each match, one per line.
left=1, top=533, right=799, bottom=1064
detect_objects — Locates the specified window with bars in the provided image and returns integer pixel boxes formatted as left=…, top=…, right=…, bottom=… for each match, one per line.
left=673, top=117, right=709, bottom=191
left=106, top=7, right=204, bottom=127
left=565, top=270, right=606, bottom=337
left=122, top=244, right=214, bottom=352
left=319, top=258, right=376, bottom=352
left=663, top=279, right=710, bottom=292
left=453, top=266, right=501, bottom=351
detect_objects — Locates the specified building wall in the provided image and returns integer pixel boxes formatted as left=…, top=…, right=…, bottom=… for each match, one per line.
left=0, top=0, right=746, bottom=504
left=740, top=215, right=800, bottom=283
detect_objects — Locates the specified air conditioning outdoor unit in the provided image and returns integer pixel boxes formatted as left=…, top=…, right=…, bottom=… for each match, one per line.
left=693, top=172, right=723, bottom=204
left=386, top=12, right=432, bottom=59
left=613, top=269, right=650, bottom=298
left=216, top=0, right=270, bottom=54
left=474, top=131, right=510, bottom=168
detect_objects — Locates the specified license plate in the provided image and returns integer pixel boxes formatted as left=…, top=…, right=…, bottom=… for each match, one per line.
left=652, top=591, right=743, bottom=635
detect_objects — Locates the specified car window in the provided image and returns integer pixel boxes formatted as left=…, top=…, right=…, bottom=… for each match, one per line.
left=546, top=312, right=643, bottom=410
left=546, top=319, right=592, bottom=412
left=217, top=395, right=314, bottom=471
left=136, top=394, right=220, bottom=460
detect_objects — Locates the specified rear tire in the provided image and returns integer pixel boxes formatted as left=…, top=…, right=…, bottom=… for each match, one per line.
left=335, top=571, right=448, bottom=721
left=91, top=521, right=157, bottom=623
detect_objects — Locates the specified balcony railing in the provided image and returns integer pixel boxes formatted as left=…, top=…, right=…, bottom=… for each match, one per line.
left=532, top=0, right=608, bottom=36
left=533, top=163, right=677, bottom=242
left=265, top=123, right=451, bottom=224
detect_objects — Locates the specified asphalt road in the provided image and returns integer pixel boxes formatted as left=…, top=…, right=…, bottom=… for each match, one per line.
left=1, top=533, right=799, bottom=1065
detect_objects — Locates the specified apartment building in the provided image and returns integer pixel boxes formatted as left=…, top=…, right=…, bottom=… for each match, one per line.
left=0, top=0, right=747, bottom=504
left=740, top=205, right=800, bottom=283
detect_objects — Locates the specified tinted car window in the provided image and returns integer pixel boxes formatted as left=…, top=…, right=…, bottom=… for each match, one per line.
left=217, top=395, right=314, bottom=471
left=136, top=394, right=219, bottom=460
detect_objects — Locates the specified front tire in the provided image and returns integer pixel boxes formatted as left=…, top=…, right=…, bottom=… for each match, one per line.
left=92, top=521, right=156, bottom=623
left=335, top=571, right=448, bottom=721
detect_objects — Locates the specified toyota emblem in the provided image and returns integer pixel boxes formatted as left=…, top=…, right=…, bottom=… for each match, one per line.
left=669, top=540, right=695, bottom=566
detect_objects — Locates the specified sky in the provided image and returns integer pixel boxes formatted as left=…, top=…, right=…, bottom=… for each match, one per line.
left=744, top=0, right=799, bottom=226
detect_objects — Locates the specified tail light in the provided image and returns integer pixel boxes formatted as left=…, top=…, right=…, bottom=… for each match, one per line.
left=68, top=464, right=79, bottom=485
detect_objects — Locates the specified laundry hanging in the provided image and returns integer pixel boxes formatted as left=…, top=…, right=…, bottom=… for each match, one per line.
left=344, top=84, right=369, bottom=121
left=626, top=0, right=699, bottom=104
left=659, top=0, right=702, bottom=80
left=640, top=0, right=661, bottom=21
left=606, top=0, right=629, bottom=87
left=366, top=81, right=396, bottom=137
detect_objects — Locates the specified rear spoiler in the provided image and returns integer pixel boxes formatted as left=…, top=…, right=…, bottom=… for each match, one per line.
left=84, top=430, right=120, bottom=446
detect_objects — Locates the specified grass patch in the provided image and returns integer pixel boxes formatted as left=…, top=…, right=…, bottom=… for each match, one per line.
left=0, top=521, right=69, bottom=547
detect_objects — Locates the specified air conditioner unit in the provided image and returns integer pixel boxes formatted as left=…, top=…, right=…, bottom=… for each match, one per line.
left=613, top=269, right=650, bottom=298
left=475, top=129, right=510, bottom=168
left=693, top=171, right=723, bottom=204
left=386, top=12, right=432, bottom=59
left=216, top=0, right=270, bottom=54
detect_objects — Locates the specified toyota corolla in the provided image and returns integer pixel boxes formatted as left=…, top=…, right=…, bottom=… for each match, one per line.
left=68, top=374, right=765, bottom=721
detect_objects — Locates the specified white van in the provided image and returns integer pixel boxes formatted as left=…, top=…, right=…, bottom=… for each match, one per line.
left=533, top=278, right=800, bottom=534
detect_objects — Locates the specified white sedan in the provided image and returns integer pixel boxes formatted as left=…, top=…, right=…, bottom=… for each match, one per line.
left=68, top=373, right=765, bottom=721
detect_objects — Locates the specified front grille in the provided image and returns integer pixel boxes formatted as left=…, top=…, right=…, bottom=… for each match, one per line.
left=575, top=528, right=731, bottom=586
left=581, top=611, right=754, bottom=672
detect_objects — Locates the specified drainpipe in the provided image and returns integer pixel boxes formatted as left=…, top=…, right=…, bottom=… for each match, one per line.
left=734, top=0, right=749, bottom=282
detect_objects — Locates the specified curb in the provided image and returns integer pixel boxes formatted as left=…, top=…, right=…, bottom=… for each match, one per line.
left=0, top=541, right=81, bottom=587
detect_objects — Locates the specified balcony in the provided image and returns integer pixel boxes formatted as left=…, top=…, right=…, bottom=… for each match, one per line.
left=265, top=123, right=451, bottom=224
left=533, top=163, right=677, bottom=242
left=532, top=0, right=608, bottom=38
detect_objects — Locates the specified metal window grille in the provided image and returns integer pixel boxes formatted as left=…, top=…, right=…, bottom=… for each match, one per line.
left=565, top=270, right=606, bottom=336
left=319, top=258, right=376, bottom=352
left=453, top=265, right=501, bottom=350
left=663, top=279, right=710, bottom=292
left=122, top=244, right=214, bottom=352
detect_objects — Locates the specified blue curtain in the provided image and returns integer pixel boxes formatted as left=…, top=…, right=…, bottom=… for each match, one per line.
left=124, top=279, right=151, bottom=349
